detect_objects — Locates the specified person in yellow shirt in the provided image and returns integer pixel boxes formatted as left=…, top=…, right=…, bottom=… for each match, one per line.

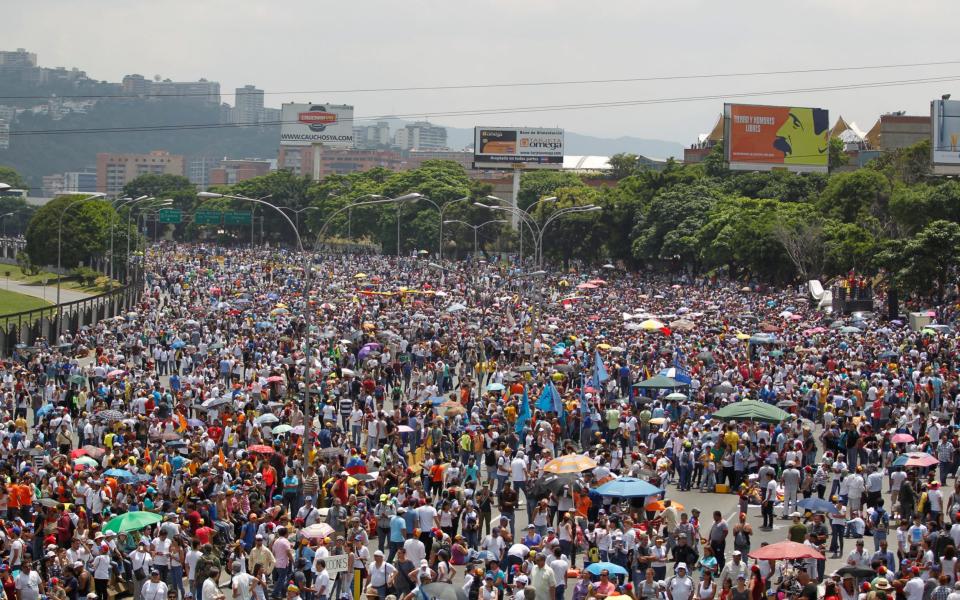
left=723, top=426, right=740, bottom=454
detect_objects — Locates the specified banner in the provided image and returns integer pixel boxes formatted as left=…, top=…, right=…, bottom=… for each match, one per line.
left=280, top=103, right=354, bottom=147
left=724, top=103, right=829, bottom=173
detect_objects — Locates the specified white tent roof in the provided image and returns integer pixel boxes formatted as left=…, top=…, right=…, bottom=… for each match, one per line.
left=563, top=156, right=611, bottom=170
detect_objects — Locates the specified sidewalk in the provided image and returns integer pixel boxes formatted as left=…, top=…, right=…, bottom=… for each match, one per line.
left=0, top=277, right=92, bottom=305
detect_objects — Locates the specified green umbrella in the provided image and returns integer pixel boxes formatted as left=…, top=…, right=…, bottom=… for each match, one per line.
left=73, top=456, right=98, bottom=467
left=103, top=511, right=162, bottom=533
left=68, top=374, right=86, bottom=385
left=713, top=400, right=790, bottom=423
left=272, top=424, right=293, bottom=435
left=632, top=375, right=683, bottom=389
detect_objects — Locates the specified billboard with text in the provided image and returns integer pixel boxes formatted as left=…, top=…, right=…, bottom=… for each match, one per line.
left=724, top=103, right=829, bottom=173
left=932, top=99, right=960, bottom=168
left=280, top=103, right=354, bottom=147
left=473, top=127, right=564, bottom=169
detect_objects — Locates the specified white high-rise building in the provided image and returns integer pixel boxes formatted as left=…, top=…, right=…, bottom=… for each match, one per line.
left=394, top=121, right=447, bottom=150
left=234, top=85, right=264, bottom=124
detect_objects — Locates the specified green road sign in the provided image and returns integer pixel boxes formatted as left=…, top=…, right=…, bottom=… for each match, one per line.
left=224, top=211, right=252, bottom=226
left=194, top=210, right=222, bottom=225
left=158, top=209, right=182, bottom=224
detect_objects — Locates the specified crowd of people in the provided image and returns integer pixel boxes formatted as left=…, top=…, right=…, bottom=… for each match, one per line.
left=0, top=243, right=958, bottom=600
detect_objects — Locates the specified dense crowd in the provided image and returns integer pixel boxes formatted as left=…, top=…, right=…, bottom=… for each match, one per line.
left=0, top=244, right=958, bottom=600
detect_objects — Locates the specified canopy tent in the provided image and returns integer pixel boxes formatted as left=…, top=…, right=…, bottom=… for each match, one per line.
left=633, top=375, right=684, bottom=389
left=712, top=400, right=790, bottom=423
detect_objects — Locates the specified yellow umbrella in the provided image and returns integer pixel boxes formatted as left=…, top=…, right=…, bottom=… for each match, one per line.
left=735, top=332, right=751, bottom=341
left=543, top=454, right=598, bottom=474
left=274, top=303, right=288, bottom=309
left=354, top=273, right=367, bottom=279
left=648, top=417, right=667, bottom=425
left=638, top=319, right=666, bottom=331
left=596, top=343, right=612, bottom=350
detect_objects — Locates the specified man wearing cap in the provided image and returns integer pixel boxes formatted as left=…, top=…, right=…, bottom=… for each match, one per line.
left=248, top=535, right=276, bottom=582
left=142, top=569, right=169, bottom=600
left=367, top=550, right=396, bottom=600
left=667, top=563, right=693, bottom=600
left=718, top=551, right=748, bottom=589
left=905, top=566, right=925, bottom=600
left=230, top=562, right=258, bottom=600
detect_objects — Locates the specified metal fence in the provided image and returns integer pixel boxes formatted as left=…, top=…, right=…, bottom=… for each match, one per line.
left=0, top=270, right=143, bottom=356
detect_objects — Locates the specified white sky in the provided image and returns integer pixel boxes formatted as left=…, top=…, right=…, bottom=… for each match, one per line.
left=6, top=0, right=959, bottom=143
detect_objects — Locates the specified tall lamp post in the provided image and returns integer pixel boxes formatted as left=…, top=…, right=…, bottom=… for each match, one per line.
left=442, top=219, right=508, bottom=258
left=56, top=193, right=106, bottom=332
left=476, top=200, right=600, bottom=267
left=406, top=196, right=470, bottom=260
left=198, top=192, right=310, bottom=475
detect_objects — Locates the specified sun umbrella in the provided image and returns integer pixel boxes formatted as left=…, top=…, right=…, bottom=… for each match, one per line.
left=103, top=469, right=134, bottom=479
left=776, top=400, right=797, bottom=408
left=272, top=424, right=293, bottom=435
left=585, top=562, right=629, bottom=577
left=665, top=392, right=687, bottom=401
left=443, top=402, right=466, bottom=416
left=835, top=566, right=877, bottom=579
left=594, top=477, right=662, bottom=498
left=103, top=511, right=163, bottom=534
left=398, top=425, right=414, bottom=433
left=248, top=444, right=275, bottom=454
left=421, top=583, right=467, bottom=600
left=749, top=541, right=824, bottom=561
left=35, top=404, right=55, bottom=418
left=345, top=456, right=368, bottom=475
left=893, top=452, right=938, bottom=467
left=891, top=433, right=914, bottom=443
left=38, top=498, right=62, bottom=508
left=107, top=369, right=126, bottom=379
left=300, top=523, right=335, bottom=540
left=70, top=448, right=88, bottom=459
left=531, top=473, right=581, bottom=495
left=82, top=445, right=106, bottom=458
left=576, top=282, right=598, bottom=290
left=187, top=419, right=205, bottom=428
left=638, top=319, right=666, bottom=331
left=648, top=417, right=667, bottom=425
left=486, top=383, right=505, bottom=392
left=254, top=413, right=279, bottom=425
left=670, top=319, right=695, bottom=332
left=201, top=396, right=233, bottom=409
left=713, top=382, right=735, bottom=394
left=543, top=454, right=598, bottom=474
left=797, top=497, right=838, bottom=513
left=73, top=456, right=98, bottom=468
left=68, top=374, right=86, bottom=385
left=645, top=499, right=684, bottom=511
left=93, top=410, right=125, bottom=423
left=713, top=400, right=789, bottom=423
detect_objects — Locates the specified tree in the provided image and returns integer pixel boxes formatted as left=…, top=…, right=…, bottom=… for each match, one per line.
left=607, top=154, right=641, bottom=179
left=516, top=171, right=584, bottom=210
left=885, top=220, right=960, bottom=300
left=771, top=220, right=826, bottom=282
left=817, top=169, right=891, bottom=225
left=25, top=195, right=114, bottom=268
left=823, top=222, right=877, bottom=274
left=632, top=183, right=722, bottom=267
left=0, top=166, right=28, bottom=190
left=122, top=173, right=194, bottom=198
left=828, top=138, right=850, bottom=171
left=866, top=139, right=932, bottom=185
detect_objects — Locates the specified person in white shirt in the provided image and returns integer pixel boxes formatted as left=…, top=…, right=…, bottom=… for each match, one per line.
left=129, top=541, right=154, bottom=600
left=314, top=561, right=331, bottom=600
left=230, top=562, right=259, bottom=600
left=14, top=562, right=43, bottom=600
left=368, top=550, right=397, bottom=600
left=152, top=530, right=172, bottom=580
left=141, top=570, right=169, bottom=600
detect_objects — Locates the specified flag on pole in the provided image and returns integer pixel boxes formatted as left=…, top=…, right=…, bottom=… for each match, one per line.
left=536, top=385, right=554, bottom=412
left=552, top=383, right=567, bottom=427
left=594, top=350, right=609, bottom=383
left=515, top=386, right=531, bottom=434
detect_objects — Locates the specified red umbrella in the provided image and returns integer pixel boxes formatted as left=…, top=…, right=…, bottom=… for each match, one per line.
left=891, top=433, right=915, bottom=444
left=749, top=541, right=824, bottom=561
left=248, top=445, right=275, bottom=454
left=70, top=449, right=88, bottom=459
left=267, top=376, right=284, bottom=383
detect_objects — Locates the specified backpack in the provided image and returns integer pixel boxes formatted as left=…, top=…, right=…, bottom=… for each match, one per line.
left=872, top=509, right=888, bottom=533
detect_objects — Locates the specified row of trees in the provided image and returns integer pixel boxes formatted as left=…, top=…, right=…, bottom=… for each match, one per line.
left=6, top=137, right=958, bottom=299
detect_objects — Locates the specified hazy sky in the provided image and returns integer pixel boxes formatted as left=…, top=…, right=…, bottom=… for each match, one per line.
left=7, top=0, right=960, bottom=143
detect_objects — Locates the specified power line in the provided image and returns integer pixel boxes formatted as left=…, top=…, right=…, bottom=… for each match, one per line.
left=7, top=74, right=959, bottom=137
left=1, top=60, right=960, bottom=101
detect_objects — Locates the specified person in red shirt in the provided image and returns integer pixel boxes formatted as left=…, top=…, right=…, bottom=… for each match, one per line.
left=56, top=506, right=73, bottom=548
left=195, top=523, right=215, bottom=545
left=331, top=472, right=349, bottom=505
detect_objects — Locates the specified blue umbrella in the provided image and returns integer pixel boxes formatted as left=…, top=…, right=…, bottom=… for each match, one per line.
left=585, top=562, right=628, bottom=577
left=171, top=340, right=186, bottom=349
left=486, top=383, right=505, bottom=392
left=256, top=321, right=273, bottom=330
left=594, top=477, right=662, bottom=498
left=797, top=497, right=837, bottom=513
left=104, top=469, right=135, bottom=481
left=35, top=404, right=55, bottom=418
left=429, top=396, right=445, bottom=405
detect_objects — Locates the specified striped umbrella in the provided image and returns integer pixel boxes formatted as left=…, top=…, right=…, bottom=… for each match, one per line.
left=543, top=454, right=597, bottom=474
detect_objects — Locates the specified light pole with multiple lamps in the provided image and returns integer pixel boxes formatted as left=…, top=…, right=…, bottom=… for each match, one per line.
left=442, top=219, right=508, bottom=258
left=476, top=198, right=600, bottom=267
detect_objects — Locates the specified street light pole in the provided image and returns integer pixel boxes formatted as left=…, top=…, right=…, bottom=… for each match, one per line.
left=198, top=192, right=307, bottom=472
left=56, top=193, right=105, bottom=333
left=443, top=219, right=508, bottom=258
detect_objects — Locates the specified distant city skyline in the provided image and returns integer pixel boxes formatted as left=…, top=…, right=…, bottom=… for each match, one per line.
left=5, top=0, right=960, bottom=144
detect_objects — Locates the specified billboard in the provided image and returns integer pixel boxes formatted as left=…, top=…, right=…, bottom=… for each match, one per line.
left=473, top=127, right=564, bottom=170
left=280, top=103, right=354, bottom=147
left=724, top=103, right=829, bottom=173
left=932, top=99, right=960, bottom=168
